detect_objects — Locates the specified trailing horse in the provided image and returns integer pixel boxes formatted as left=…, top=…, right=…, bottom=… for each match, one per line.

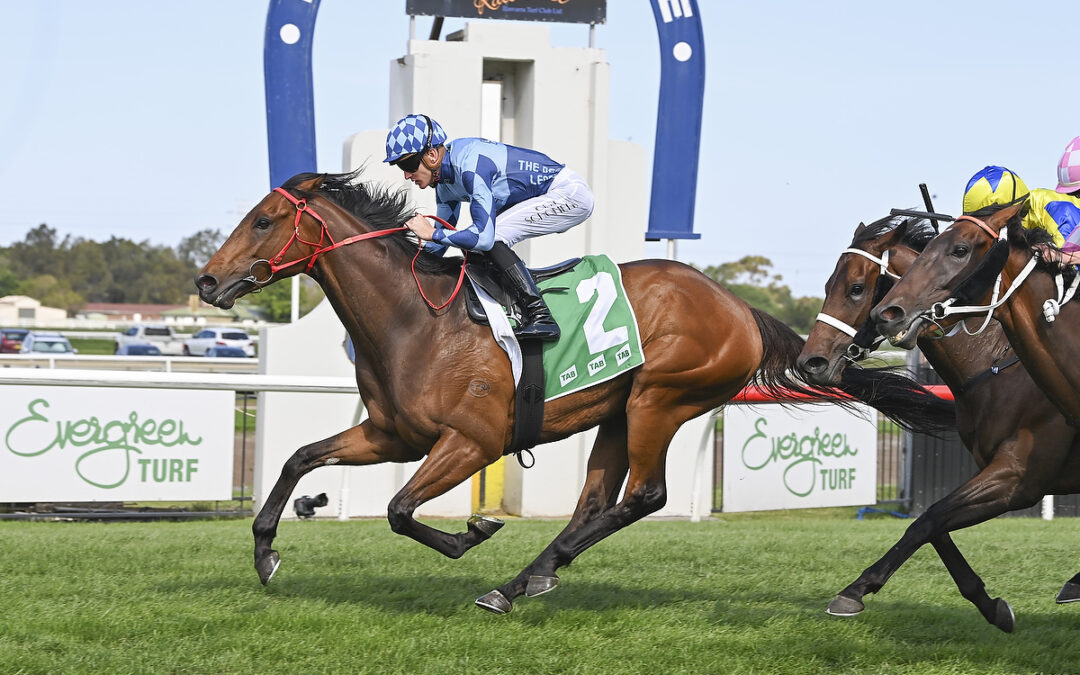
left=873, top=201, right=1080, bottom=430
left=196, top=170, right=954, bottom=614
left=799, top=214, right=1080, bottom=632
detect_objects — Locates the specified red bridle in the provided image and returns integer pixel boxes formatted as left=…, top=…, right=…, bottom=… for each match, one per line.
left=249, top=187, right=468, bottom=310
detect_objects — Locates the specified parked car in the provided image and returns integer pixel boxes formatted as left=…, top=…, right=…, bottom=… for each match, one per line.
left=0, top=328, right=29, bottom=353
left=184, top=327, right=255, bottom=357
left=114, top=324, right=184, bottom=355
left=20, top=332, right=77, bottom=354
left=115, top=344, right=162, bottom=356
left=204, top=345, right=249, bottom=358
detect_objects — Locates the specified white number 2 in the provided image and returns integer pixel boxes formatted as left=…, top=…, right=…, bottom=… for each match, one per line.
left=575, top=272, right=628, bottom=354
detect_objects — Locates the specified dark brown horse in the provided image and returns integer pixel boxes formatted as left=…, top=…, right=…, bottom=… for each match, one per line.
left=874, top=201, right=1080, bottom=429
left=196, top=170, right=953, bottom=614
left=798, top=214, right=1080, bottom=632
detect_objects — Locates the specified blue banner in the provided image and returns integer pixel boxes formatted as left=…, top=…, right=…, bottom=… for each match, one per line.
left=646, top=0, right=704, bottom=241
left=264, top=0, right=322, bottom=189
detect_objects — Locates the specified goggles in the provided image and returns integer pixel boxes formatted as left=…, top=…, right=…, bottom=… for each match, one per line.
left=394, top=152, right=424, bottom=173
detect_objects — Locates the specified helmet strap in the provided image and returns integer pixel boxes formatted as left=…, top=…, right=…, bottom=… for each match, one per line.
left=423, top=146, right=444, bottom=183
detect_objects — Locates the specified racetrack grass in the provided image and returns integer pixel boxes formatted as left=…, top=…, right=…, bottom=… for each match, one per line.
left=69, top=337, right=116, bottom=355
left=2, top=514, right=1079, bottom=674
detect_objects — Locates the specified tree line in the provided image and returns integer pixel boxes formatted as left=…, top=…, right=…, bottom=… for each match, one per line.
left=0, top=224, right=322, bottom=322
left=1, top=224, right=822, bottom=330
left=697, top=256, right=823, bottom=334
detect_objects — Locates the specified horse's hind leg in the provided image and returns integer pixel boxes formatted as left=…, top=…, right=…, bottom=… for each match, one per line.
left=1057, top=572, right=1080, bottom=603
left=478, top=411, right=679, bottom=614
left=253, top=420, right=418, bottom=585
left=476, top=416, right=631, bottom=613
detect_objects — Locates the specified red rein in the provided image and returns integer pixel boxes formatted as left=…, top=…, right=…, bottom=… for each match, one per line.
left=269, top=187, right=467, bottom=311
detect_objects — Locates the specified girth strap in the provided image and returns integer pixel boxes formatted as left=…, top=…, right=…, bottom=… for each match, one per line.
left=954, top=353, right=1021, bottom=395
left=508, top=340, right=545, bottom=463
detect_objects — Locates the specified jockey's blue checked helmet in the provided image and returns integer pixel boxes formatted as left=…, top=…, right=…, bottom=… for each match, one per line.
left=384, top=114, right=448, bottom=166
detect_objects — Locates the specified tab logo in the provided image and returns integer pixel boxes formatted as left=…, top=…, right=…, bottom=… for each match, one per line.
left=615, top=343, right=633, bottom=366
left=559, top=365, right=578, bottom=388
left=587, top=355, right=606, bottom=377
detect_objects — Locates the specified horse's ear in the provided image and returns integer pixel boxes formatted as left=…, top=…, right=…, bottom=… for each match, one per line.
left=993, top=199, right=1026, bottom=227
left=292, top=174, right=327, bottom=192
left=282, top=172, right=327, bottom=193
left=893, top=217, right=911, bottom=240
left=855, top=222, right=866, bottom=235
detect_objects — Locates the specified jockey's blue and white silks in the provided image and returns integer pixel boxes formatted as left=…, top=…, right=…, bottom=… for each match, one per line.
left=427, top=138, right=572, bottom=252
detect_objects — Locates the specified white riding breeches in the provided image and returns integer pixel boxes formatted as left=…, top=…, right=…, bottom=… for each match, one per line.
left=493, top=168, right=594, bottom=248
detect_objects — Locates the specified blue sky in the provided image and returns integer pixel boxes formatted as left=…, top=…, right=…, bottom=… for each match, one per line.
left=1, top=1, right=1077, bottom=296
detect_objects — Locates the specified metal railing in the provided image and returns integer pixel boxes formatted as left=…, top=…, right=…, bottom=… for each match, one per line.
left=0, top=354, right=258, bottom=373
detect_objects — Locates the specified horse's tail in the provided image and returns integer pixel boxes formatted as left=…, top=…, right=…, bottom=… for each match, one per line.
left=835, top=365, right=956, bottom=433
left=749, top=307, right=955, bottom=433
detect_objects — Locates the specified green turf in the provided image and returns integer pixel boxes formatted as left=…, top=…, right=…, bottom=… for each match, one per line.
left=1, top=515, right=1078, bottom=673
left=69, top=337, right=115, bottom=355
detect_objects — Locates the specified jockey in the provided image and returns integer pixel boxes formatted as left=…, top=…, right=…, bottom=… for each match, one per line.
left=963, top=165, right=1080, bottom=267
left=384, top=113, right=594, bottom=342
left=1040, top=137, right=1080, bottom=265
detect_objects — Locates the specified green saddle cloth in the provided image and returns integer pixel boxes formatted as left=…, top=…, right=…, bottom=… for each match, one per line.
left=537, top=254, right=645, bottom=401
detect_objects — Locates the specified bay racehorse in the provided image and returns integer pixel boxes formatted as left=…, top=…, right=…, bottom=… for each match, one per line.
left=873, top=201, right=1080, bottom=431
left=798, top=214, right=1080, bottom=632
left=196, top=170, right=954, bottom=614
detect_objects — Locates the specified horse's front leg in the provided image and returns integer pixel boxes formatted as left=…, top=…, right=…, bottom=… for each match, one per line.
left=475, top=416, right=630, bottom=614
left=827, top=451, right=1043, bottom=632
left=385, top=427, right=504, bottom=559
left=253, top=420, right=420, bottom=585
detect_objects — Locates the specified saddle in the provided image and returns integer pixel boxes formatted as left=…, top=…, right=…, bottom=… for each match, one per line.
left=463, top=256, right=582, bottom=327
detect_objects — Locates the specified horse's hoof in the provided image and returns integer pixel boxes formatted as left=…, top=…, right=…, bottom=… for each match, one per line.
left=525, top=575, right=559, bottom=597
left=1056, top=581, right=1080, bottom=604
left=256, top=550, right=281, bottom=586
left=991, top=597, right=1015, bottom=633
left=467, top=514, right=505, bottom=539
left=825, top=594, right=865, bottom=617
left=475, top=590, right=513, bottom=614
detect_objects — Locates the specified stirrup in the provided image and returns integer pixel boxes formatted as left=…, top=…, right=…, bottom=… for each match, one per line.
left=515, top=316, right=560, bottom=342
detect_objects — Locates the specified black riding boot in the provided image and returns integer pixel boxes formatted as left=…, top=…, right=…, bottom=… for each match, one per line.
left=488, top=241, right=560, bottom=342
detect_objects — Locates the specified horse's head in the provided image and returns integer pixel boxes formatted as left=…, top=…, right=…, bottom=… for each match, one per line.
left=196, top=174, right=330, bottom=308
left=872, top=200, right=1026, bottom=349
left=798, top=215, right=924, bottom=385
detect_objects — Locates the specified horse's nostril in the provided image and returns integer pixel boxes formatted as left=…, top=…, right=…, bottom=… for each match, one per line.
left=195, top=274, right=218, bottom=293
left=878, top=305, right=904, bottom=323
left=800, top=356, right=827, bottom=375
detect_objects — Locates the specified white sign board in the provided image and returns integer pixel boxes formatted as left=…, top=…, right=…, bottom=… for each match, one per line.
left=0, top=386, right=234, bottom=501
left=722, top=403, right=877, bottom=512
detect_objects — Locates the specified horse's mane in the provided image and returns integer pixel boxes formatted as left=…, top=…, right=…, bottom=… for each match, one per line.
left=967, top=200, right=1056, bottom=261
left=852, top=213, right=937, bottom=252
left=1011, top=214, right=1078, bottom=287
left=283, top=169, right=464, bottom=276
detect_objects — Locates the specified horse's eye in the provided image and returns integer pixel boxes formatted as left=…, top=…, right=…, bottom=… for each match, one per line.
left=849, top=284, right=865, bottom=298
left=951, top=245, right=969, bottom=258
left=254, top=217, right=272, bottom=231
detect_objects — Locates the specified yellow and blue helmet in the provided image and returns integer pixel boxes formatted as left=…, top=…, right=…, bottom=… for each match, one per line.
left=963, top=165, right=1029, bottom=214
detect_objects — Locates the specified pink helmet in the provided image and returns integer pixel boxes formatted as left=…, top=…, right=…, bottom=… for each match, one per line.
left=1056, top=136, right=1080, bottom=194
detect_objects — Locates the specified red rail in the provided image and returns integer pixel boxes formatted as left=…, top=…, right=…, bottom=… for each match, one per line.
left=734, top=384, right=954, bottom=403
